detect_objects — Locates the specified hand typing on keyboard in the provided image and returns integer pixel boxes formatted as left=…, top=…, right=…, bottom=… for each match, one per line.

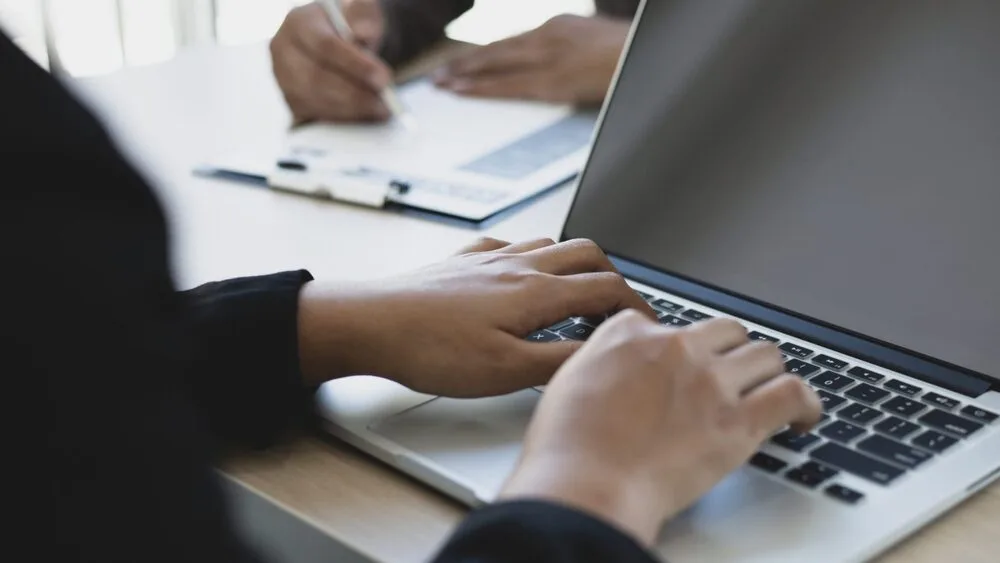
left=298, top=236, right=655, bottom=397
left=499, top=313, right=823, bottom=548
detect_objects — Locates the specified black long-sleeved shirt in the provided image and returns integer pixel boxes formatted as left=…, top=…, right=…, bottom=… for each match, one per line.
left=2, top=32, right=656, bottom=563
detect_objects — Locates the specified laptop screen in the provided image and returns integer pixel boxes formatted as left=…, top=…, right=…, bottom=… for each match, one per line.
left=564, top=0, right=999, bottom=377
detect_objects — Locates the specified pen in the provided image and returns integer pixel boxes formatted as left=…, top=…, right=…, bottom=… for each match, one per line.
left=317, top=0, right=408, bottom=120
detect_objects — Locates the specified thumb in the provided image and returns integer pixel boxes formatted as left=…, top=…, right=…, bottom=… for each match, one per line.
left=344, top=0, right=385, bottom=49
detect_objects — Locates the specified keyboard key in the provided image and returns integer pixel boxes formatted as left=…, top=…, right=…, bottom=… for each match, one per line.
left=817, top=390, right=847, bottom=412
left=779, top=343, right=814, bottom=358
left=582, top=315, right=611, bottom=327
left=845, top=383, right=890, bottom=405
left=960, top=405, right=999, bottom=424
left=857, top=435, right=933, bottom=469
left=785, top=468, right=830, bottom=488
left=912, top=430, right=958, bottom=453
left=558, top=323, right=595, bottom=341
left=659, top=315, right=692, bottom=328
left=526, top=330, right=560, bottom=343
left=800, top=461, right=839, bottom=480
left=810, top=372, right=855, bottom=392
left=785, top=359, right=821, bottom=377
left=681, top=309, right=713, bottom=321
left=884, top=379, right=922, bottom=396
left=547, top=318, right=575, bottom=332
left=810, top=443, right=905, bottom=485
left=922, top=392, right=960, bottom=411
left=848, top=367, right=886, bottom=383
left=874, top=416, right=922, bottom=440
left=652, top=298, right=683, bottom=313
left=813, top=355, right=849, bottom=371
left=882, top=396, right=928, bottom=418
left=826, top=484, right=865, bottom=504
left=635, top=290, right=654, bottom=301
left=838, top=403, right=883, bottom=425
left=748, top=331, right=779, bottom=343
left=771, top=430, right=821, bottom=452
left=748, top=452, right=788, bottom=473
left=819, top=420, right=866, bottom=444
left=919, top=409, right=984, bottom=438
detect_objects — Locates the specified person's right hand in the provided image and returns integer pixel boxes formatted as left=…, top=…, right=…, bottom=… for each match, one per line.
left=271, top=1, right=393, bottom=123
left=500, top=312, right=823, bottom=546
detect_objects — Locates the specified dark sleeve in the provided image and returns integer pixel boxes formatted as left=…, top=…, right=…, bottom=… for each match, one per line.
left=1, top=33, right=291, bottom=562
left=378, top=0, right=474, bottom=67
left=431, top=501, right=660, bottom=563
left=179, top=270, right=316, bottom=449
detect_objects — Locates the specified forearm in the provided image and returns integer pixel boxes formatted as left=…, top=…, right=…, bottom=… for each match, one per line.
left=378, top=0, right=474, bottom=67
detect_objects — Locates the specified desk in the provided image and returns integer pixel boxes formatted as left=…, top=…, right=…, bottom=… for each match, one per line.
left=74, top=42, right=999, bottom=563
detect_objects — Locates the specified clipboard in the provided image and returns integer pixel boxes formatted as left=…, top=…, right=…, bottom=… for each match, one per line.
left=196, top=78, right=598, bottom=227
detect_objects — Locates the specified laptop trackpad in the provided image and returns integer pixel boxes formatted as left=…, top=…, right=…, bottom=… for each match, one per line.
left=369, top=388, right=540, bottom=501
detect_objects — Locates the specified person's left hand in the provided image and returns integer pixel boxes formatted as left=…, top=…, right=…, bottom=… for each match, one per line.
left=433, top=14, right=631, bottom=105
left=297, top=237, right=655, bottom=397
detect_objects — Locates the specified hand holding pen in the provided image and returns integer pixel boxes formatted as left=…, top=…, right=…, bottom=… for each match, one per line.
left=271, top=1, right=407, bottom=124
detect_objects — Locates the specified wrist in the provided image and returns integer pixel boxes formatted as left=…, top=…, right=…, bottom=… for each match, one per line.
left=297, top=281, right=383, bottom=386
left=498, top=455, right=667, bottom=547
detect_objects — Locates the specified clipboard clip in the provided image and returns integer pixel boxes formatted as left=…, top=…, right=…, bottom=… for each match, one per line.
left=268, top=158, right=410, bottom=208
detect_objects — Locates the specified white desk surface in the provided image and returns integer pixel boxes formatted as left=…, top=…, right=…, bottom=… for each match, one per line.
left=72, top=42, right=998, bottom=563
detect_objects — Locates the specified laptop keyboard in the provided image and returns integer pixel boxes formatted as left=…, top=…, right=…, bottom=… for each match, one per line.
left=526, top=289, right=999, bottom=506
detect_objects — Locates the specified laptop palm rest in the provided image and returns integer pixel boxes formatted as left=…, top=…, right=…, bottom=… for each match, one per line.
left=368, top=388, right=841, bottom=562
left=368, top=389, right=541, bottom=501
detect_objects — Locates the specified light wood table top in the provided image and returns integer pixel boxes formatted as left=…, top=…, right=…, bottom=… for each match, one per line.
left=73, top=41, right=999, bottom=563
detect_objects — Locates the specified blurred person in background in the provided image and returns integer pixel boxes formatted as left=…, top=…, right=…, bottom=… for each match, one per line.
left=271, top=0, right=639, bottom=123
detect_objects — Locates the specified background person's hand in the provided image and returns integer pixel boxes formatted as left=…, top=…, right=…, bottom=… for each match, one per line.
left=499, top=312, right=823, bottom=546
left=271, top=1, right=393, bottom=123
left=434, top=14, right=631, bottom=105
left=298, top=237, right=655, bottom=397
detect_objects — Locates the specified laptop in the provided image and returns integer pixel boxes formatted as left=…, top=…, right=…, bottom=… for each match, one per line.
left=316, top=0, right=1000, bottom=560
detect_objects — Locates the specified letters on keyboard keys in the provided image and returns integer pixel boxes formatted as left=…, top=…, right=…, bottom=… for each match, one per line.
left=813, top=354, right=849, bottom=371
left=857, top=435, right=933, bottom=469
left=816, top=390, right=847, bottom=412
left=874, top=416, right=922, bottom=440
left=526, top=330, right=560, bottom=342
left=922, top=392, right=960, bottom=410
left=838, top=403, right=883, bottom=425
left=848, top=366, right=885, bottom=383
left=826, top=484, right=865, bottom=504
left=918, top=409, right=984, bottom=438
left=845, top=383, right=890, bottom=404
left=960, top=405, right=999, bottom=424
left=771, top=430, right=821, bottom=452
left=912, top=430, right=958, bottom=453
left=819, top=420, right=866, bottom=444
left=810, top=371, right=854, bottom=391
left=652, top=298, right=683, bottom=312
left=810, top=443, right=905, bottom=485
left=558, top=323, right=595, bottom=341
left=785, top=359, right=821, bottom=377
left=748, top=452, right=788, bottom=473
left=881, top=396, right=928, bottom=418
left=884, top=379, right=922, bottom=396
left=779, top=343, right=814, bottom=358
left=659, top=315, right=692, bottom=327
left=748, top=331, right=779, bottom=343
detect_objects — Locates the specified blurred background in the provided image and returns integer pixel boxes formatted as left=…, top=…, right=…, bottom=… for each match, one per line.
left=0, top=0, right=593, bottom=77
